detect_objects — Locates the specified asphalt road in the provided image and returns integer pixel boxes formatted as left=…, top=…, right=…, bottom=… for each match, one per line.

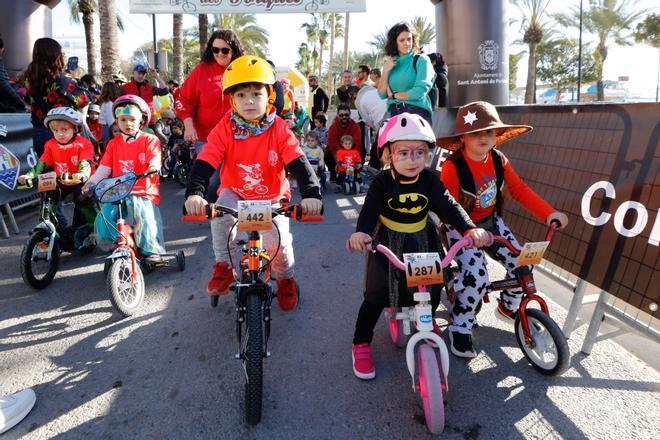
left=1, top=181, right=659, bottom=439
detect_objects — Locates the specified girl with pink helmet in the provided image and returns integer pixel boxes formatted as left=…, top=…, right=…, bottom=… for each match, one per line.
left=346, top=112, right=489, bottom=380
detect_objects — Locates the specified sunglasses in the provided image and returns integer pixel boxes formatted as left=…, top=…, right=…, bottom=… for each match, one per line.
left=338, top=113, right=350, bottom=117
left=212, top=46, right=231, bottom=55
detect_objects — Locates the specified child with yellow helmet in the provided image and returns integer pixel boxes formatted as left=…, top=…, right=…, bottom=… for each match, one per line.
left=184, top=55, right=323, bottom=311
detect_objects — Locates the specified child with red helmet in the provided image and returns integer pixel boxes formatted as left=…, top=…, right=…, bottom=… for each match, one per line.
left=18, top=107, right=95, bottom=228
left=437, top=101, right=568, bottom=358
left=84, top=94, right=166, bottom=262
left=184, top=55, right=322, bottom=311
left=346, top=112, right=488, bottom=380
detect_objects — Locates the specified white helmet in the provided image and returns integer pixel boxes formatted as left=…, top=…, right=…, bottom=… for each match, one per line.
left=88, top=104, right=101, bottom=114
left=43, top=107, right=84, bottom=131
left=377, top=112, right=435, bottom=150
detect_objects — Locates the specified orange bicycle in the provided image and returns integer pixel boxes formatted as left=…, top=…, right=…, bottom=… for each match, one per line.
left=183, top=200, right=323, bottom=425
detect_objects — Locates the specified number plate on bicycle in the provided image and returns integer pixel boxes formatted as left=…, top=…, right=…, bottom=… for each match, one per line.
left=37, top=172, right=57, bottom=192
left=237, top=200, right=272, bottom=231
left=517, top=241, right=550, bottom=266
left=403, top=252, right=443, bottom=287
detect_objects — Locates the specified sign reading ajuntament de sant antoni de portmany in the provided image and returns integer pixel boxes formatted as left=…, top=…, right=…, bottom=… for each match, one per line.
left=129, top=0, right=366, bottom=14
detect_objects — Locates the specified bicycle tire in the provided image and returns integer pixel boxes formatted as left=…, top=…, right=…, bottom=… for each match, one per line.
left=514, top=308, right=570, bottom=376
left=417, top=344, right=445, bottom=434
left=244, top=290, right=263, bottom=425
left=107, top=258, right=145, bottom=317
left=385, top=308, right=410, bottom=348
left=175, top=163, right=191, bottom=187
left=21, top=230, right=60, bottom=289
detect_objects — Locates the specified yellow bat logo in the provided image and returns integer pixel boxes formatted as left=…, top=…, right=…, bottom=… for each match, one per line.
left=388, top=193, right=428, bottom=214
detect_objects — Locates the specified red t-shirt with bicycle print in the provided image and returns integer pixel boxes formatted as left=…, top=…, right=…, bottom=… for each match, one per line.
left=99, top=133, right=161, bottom=204
left=40, top=135, right=94, bottom=177
left=197, top=113, right=304, bottom=201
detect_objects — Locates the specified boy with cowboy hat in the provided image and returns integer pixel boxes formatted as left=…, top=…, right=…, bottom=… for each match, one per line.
left=437, top=101, right=568, bottom=358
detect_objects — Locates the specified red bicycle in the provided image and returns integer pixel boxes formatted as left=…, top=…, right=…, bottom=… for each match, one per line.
left=443, top=221, right=570, bottom=376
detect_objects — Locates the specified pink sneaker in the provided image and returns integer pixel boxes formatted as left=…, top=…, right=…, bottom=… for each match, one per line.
left=352, top=343, right=376, bottom=380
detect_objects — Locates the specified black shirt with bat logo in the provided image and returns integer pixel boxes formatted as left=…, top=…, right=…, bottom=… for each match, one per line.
left=356, top=168, right=475, bottom=235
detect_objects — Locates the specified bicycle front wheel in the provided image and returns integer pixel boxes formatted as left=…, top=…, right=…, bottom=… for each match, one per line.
left=21, top=230, right=60, bottom=289
left=244, top=290, right=263, bottom=425
left=417, top=344, right=445, bottom=434
left=107, top=258, right=145, bottom=317
left=515, top=308, right=570, bottom=376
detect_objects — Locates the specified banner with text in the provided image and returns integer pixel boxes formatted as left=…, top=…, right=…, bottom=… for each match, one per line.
left=129, top=0, right=366, bottom=14
left=0, top=114, right=38, bottom=204
left=494, top=104, right=658, bottom=315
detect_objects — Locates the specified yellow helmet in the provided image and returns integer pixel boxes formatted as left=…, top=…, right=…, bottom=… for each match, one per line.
left=223, top=55, right=276, bottom=95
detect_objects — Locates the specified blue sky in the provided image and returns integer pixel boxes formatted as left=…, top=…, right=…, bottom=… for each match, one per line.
left=51, top=0, right=658, bottom=98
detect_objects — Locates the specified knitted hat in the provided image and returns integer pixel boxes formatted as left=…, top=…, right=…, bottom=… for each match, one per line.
left=435, top=101, right=532, bottom=151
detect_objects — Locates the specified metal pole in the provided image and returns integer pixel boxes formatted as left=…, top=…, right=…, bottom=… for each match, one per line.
left=655, top=49, right=660, bottom=102
left=152, top=14, right=159, bottom=71
left=563, top=278, right=587, bottom=339
left=581, top=290, right=609, bottom=355
left=577, top=0, right=583, bottom=102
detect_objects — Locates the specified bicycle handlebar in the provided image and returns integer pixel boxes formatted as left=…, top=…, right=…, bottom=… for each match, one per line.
left=181, top=202, right=324, bottom=223
left=18, top=173, right=88, bottom=190
left=368, top=236, right=475, bottom=272
left=490, top=221, right=560, bottom=256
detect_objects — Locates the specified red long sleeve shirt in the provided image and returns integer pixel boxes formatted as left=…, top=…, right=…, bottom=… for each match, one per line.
left=175, top=62, right=230, bottom=142
left=440, top=150, right=554, bottom=223
left=327, top=119, right=363, bottom=156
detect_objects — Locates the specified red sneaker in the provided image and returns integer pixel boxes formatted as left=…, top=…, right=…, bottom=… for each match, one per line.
left=352, top=343, right=376, bottom=380
left=207, top=262, right=234, bottom=295
left=276, top=278, right=299, bottom=311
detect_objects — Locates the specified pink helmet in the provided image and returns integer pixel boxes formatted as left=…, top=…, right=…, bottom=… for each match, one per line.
left=377, top=112, right=435, bottom=150
left=112, top=94, right=151, bottom=126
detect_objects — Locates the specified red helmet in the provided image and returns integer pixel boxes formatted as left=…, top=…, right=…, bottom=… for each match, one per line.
left=113, top=94, right=151, bottom=126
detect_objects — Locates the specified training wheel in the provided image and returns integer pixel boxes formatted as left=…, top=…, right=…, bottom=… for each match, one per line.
left=176, top=250, right=185, bottom=271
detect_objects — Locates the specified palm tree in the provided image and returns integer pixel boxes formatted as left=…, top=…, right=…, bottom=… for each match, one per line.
left=67, top=0, right=97, bottom=76
left=199, top=14, right=208, bottom=57
left=343, top=13, right=350, bottom=70
left=98, top=0, right=119, bottom=82
left=326, top=13, right=345, bottom=90
left=556, top=0, right=648, bottom=101
left=213, top=14, right=269, bottom=58
left=369, top=27, right=389, bottom=54
left=410, top=16, right=436, bottom=51
left=301, top=16, right=321, bottom=74
left=296, top=43, right=317, bottom=76
left=512, top=0, right=552, bottom=104
left=173, top=14, right=183, bottom=84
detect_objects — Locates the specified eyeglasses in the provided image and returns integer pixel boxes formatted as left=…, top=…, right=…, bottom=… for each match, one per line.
left=338, top=113, right=350, bottom=118
left=392, top=149, right=427, bottom=161
left=212, top=46, right=231, bottom=55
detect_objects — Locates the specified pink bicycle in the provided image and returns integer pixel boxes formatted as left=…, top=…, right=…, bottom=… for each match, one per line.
left=369, top=236, right=474, bottom=434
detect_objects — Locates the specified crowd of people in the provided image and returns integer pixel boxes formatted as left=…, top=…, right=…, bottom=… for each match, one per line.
left=0, top=21, right=570, bottom=435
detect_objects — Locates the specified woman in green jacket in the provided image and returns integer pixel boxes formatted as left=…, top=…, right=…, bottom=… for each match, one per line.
left=377, top=22, right=435, bottom=124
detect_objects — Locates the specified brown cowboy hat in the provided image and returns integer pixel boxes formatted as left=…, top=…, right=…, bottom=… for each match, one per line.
left=435, top=101, right=532, bottom=151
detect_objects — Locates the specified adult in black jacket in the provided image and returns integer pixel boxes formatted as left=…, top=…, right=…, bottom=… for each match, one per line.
left=307, top=73, right=329, bottom=118
left=428, top=53, right=448, bottom=108
left=0, top=37, right=26, bottom=113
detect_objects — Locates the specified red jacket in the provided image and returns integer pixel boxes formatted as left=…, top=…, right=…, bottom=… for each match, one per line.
left=122, top=81, right=168, bottom=126
left=327, top=119, right=363, bottom=156
left=175, top=62, right=230, bottom=142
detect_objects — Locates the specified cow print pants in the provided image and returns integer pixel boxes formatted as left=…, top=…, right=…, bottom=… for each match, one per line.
left=445, top=216, right=532, bottom=335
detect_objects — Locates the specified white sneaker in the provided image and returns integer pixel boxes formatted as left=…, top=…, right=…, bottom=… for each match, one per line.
left=0, top=388, right=36, bottom=434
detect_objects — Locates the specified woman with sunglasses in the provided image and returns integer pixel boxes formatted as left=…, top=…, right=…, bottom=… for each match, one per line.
left=175, top=30, right=244, bottom=201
